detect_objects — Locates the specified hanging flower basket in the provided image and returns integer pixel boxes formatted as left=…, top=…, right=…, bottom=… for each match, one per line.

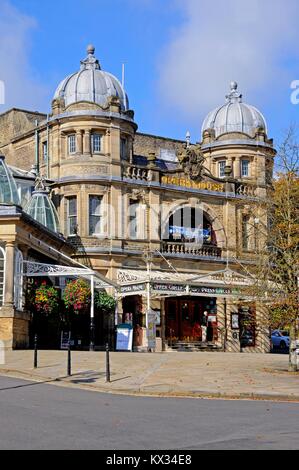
left=34, top=281, right=60, bottom=315
left=63, top=279, right=91, bottom=313
left=94, top=291, right=116, bottom=314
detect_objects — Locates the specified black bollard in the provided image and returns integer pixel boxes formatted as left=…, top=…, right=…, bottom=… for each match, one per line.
left=106, top=342, right=110, bottom=383
left=34, top=334, right=38, bottom=369
left=67, top=334, right=72, bottom=377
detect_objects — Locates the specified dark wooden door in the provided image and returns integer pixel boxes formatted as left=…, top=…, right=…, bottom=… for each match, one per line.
left=165, top=299, right=178, bottom=339
left=179, top=300, right=194, bottom=340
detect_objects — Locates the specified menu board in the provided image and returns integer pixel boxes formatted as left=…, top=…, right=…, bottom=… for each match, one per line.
left=116, top=324, right=133, bottom=352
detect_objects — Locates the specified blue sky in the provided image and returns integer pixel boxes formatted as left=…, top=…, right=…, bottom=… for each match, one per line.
left=1, top=0, right=299, bottom=145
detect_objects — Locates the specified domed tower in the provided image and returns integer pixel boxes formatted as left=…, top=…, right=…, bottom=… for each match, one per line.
left=53, top=45, right=129, bottom=113
left=44, top=45, right=138, bottom=246
left=201, top=82, right=275, bottom=189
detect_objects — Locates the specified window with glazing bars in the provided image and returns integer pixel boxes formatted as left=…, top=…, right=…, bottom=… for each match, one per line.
left=89, top=196, right=102, bottom=235
left=68, top=135, right=76, bottom=154
left=92, top=134, right=102, bottom=153
left=120, top=138, right=128, bottom=160
left=218, top=161, right=226, bottom=178
left=42, top=141, right=48, bottom=161
left=67, top=196, right=77, bottom=236
left=241, top=160, right=250, bottom=177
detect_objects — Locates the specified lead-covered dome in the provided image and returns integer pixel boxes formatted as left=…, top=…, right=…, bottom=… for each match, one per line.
left=202, top=82, right=267, bottom=138
left=53, top=45, right=129, bottom=111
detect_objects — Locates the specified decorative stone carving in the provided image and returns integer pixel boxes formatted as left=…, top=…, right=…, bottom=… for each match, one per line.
left=130, top=188, right=147, bottom=203
left=178, top=144, right=206, bottom=181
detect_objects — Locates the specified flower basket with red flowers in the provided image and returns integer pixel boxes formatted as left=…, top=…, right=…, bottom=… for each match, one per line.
left=63, top=279, right=91, bottom=313
left=34, top=281, right=60, bottom=315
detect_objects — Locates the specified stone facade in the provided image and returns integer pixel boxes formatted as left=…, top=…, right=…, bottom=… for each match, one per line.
left=0, top=48, right=276, bottom=352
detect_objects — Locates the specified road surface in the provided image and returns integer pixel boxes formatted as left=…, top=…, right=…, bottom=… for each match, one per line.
left=0, top=376, right=298, bottom=450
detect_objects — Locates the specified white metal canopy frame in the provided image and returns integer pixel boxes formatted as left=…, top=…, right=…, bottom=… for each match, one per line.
left=22, top=255, right=118, bottom=351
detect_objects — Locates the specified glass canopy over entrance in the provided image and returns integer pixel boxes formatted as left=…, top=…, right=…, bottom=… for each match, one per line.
left=0, top=155, right=20, bottom=205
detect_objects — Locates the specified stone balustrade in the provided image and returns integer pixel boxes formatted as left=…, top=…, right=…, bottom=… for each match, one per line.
left=162, top=242, right=222, bottom=258
left=235, top=183, right=257, bottom=197
left=123, top=165, right=152, bottom=182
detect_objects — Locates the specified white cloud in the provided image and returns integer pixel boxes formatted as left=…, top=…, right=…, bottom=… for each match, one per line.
left=0, top=0, right=48, bottom=112
left=158, top=0, right=299, bottom=122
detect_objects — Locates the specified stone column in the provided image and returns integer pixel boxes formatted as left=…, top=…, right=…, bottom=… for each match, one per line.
left=4, top=241, right=15, bottom=307
left=76, top=130, right=83, bottom=155
left=83, top=130, right=91, bottom=155
left=234, top=156, right=241, bottom=179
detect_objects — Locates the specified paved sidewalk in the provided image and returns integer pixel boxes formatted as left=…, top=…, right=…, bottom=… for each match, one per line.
left=0, top=350, right=298, bottom=401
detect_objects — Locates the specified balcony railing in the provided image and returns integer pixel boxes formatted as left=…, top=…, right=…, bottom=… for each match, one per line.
left=123, top=165, right=152, bottom=182
left=162, top=241, right=222, bottom=258
left=235, top=183, right=257, bottom=197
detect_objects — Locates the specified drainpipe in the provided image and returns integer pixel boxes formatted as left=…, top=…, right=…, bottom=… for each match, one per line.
left=35, top=120, right=40, bottom=174
left=46, top=114, right=50, bottom=179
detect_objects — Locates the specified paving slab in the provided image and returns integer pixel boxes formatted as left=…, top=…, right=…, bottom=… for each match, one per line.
left=0, top=350, right=298, bottom=401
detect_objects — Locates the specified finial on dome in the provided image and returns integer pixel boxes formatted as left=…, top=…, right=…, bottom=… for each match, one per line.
left=80, top=44, right=100, bottom=70
left=226, top=81, right=242, bottom=103
left=230, top=81, right=238, bottom=91
left=186, top=131, right=191, bottom=147
left=87, top=44, right=95, bottom=56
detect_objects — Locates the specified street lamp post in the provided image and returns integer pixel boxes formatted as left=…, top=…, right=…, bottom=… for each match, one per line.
left=143, top=250, right=153, bottom=352
left=89, top=275, right=95, bottom=351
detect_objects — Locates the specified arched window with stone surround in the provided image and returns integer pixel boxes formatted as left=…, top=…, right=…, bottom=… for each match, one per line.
left=0, top=247, right=5, bottom=306
left=14, top=249, right=23, bottom=311
left=163, top=206, right=218, bottom=246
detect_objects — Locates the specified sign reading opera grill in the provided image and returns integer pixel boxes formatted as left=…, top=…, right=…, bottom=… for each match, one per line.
left=119, top=281, right=241, bottom=297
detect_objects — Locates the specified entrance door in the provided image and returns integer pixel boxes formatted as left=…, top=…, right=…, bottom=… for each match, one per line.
left=179, top=300, right=194, bottom=340
left=165, top=299, right=179, bottom=339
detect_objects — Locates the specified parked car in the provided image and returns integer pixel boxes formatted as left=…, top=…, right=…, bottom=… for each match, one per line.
left=240, top=331, right=255, bottom=348
left=271, top=330, right=290, bottom=350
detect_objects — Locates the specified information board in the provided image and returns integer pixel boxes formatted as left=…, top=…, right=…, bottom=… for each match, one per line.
left=147, top=311, right=157, bottom=350
left=116, top=324, right=133, bottom=352
left=61, top=331, right=71, bottom=350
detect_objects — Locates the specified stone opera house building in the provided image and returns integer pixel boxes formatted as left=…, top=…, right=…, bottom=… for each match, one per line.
left=0, top=45, right=275, bottom=352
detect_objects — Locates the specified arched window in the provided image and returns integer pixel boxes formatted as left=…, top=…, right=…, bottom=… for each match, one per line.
left=0, top=247, right=5, bottom=306
left=164, top=207, right=217, bottom=246
left=14, top=249, right=23, bottom=311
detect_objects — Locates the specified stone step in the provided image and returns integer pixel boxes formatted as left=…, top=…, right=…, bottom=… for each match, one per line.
left=166, top=341, right=221, bottom=352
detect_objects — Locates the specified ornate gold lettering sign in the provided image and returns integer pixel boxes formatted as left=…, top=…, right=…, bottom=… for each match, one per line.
left=161, top=176, right=225, bottom=192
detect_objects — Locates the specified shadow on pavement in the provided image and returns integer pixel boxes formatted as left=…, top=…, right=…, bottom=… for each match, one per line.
left=0, top=378, right=60, bottom=391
